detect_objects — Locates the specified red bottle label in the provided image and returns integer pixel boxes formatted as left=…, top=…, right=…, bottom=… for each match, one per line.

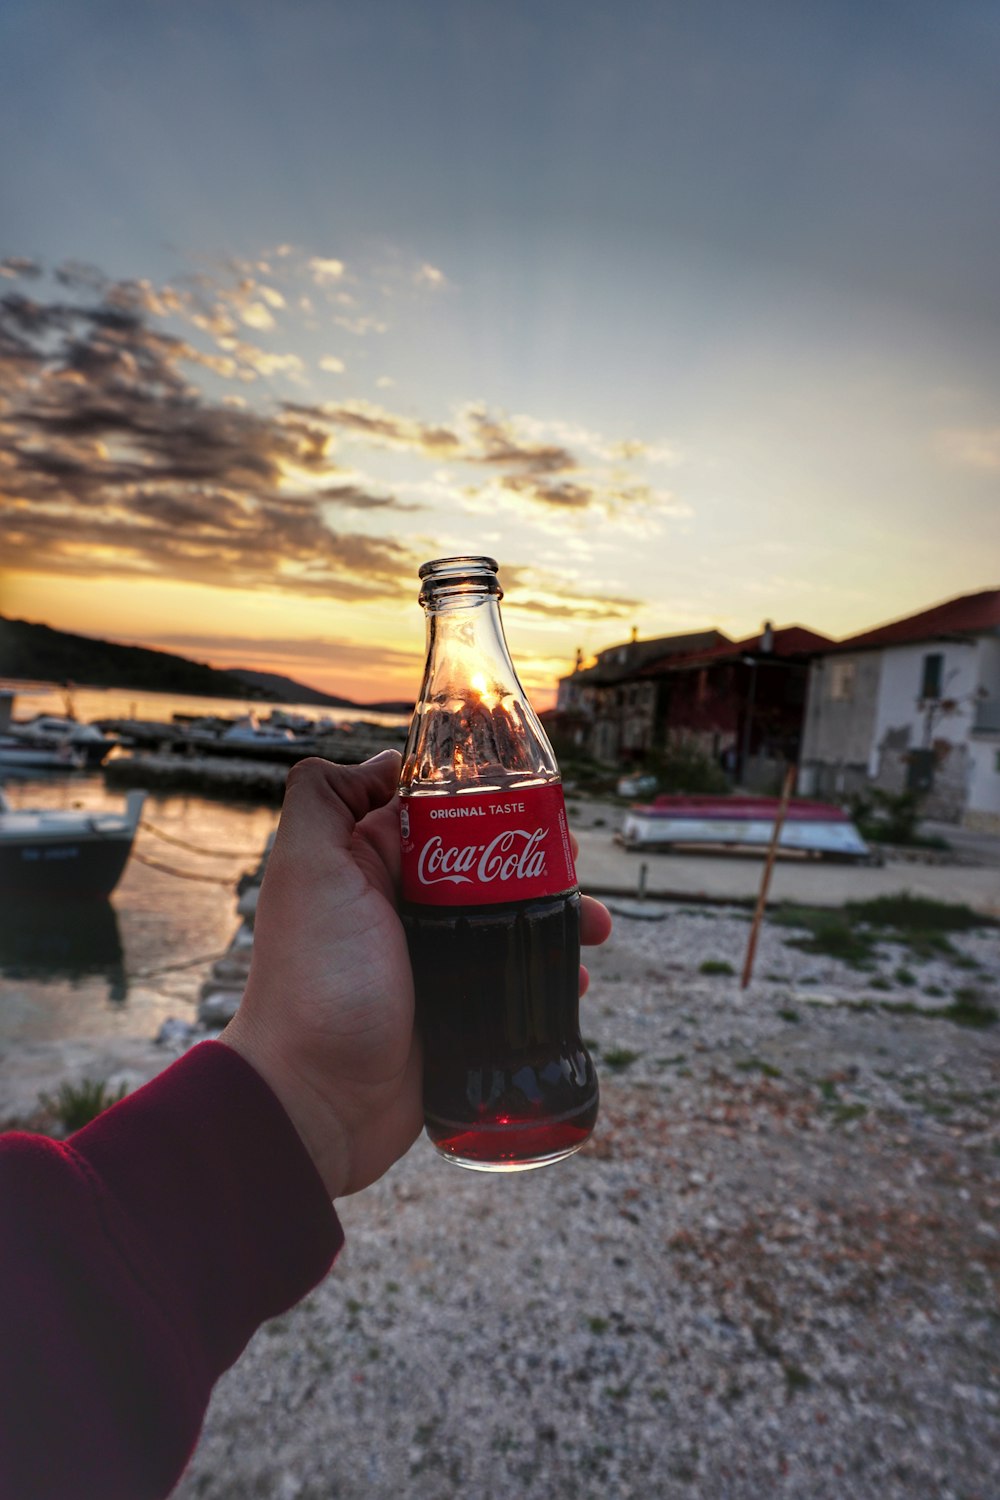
left=400, top=784, right=577, bottom=907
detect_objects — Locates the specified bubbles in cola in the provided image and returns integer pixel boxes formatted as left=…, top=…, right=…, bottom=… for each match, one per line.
left=399, top=556, right=599, bottom=1172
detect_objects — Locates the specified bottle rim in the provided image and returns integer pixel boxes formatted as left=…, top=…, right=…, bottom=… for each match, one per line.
left=418, top=556, right=503, bottom=603
left=418, top=555, right=499, bottom=581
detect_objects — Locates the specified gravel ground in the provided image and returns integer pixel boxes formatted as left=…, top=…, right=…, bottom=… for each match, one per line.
left=173, top=905, right=1000, bottom=1500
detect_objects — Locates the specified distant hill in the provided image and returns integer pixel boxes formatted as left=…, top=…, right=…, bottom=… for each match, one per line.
left=228, top=667, right=412, bottom=714
left=0, top=616, right=411, bottom=712
left=0, top=615, right=263, bottom=699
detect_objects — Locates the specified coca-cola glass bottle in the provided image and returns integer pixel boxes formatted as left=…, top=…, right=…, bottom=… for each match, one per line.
left=399, top=555, right=599, bottom=1171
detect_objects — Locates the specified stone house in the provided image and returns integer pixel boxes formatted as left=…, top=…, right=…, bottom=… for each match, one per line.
left=554, top=629, right=729, bottom=765
left=799, top=589, right=1000, bottom=825
left=552, top=624, right=829, bottom=778
left=640, top=626, right=832, bottom=787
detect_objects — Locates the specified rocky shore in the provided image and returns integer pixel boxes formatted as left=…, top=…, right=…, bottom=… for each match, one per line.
left=170, top=902, right=999, bottom=1500
left=2, top=811, right=998, bottom=1498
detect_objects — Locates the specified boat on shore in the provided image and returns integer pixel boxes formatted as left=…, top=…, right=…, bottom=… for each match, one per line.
left=0, top=788, right=146, bottom=898
left=617, top=793, right=871, bottom=860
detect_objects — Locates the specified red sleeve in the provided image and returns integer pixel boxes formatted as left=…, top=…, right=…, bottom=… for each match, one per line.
left=0, top=1040, right=343, bottom=1500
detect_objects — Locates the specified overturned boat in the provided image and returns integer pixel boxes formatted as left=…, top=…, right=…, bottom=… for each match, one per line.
left=618, top=793, right=871, bottom=860
left=0, top=788, right=146, bottom=898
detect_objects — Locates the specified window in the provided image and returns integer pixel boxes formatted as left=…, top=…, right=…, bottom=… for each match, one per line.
left=829, top=659, right=855, bottom=702
left=920, top=652, right=943, bottom=700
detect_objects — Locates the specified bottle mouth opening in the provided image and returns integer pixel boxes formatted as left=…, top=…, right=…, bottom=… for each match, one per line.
left=418, top=555, right=502, bottom=602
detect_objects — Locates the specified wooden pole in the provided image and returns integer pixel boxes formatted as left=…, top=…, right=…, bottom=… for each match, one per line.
left=741, top=763, right=797, bottom=990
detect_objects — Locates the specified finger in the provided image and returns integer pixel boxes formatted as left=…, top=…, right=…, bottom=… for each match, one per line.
left=280, top=752, right=402, bottom=852
left=570, top=832, right=580, bottom=860
left=580, top=894, right=612, bottom=947
left=579, top=963, right=590, bottom=998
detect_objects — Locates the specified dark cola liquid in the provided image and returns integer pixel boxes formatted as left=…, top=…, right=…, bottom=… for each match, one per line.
left=403, top=889, right=599, bottom=1170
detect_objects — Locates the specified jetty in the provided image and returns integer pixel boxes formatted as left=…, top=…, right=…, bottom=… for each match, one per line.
left=101, top=713, right=407, bottom=801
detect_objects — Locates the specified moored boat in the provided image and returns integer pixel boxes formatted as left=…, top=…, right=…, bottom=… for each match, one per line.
left=0, top=788, right=146, bottom=898
left=8, top=715, right=120, bottom=767
left=0, top=734, right=87, bottom=771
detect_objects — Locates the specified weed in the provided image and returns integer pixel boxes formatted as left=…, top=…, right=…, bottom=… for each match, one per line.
left=735, top=1057, right=783, bottom=1079
left=603, top=1047, right=641, bottom=1070
left=869, top=976, right=892, bottom=991
left=847, top=894, right=993, bottom=934
left=894, top=967, right=917, bottom=986
left=832, top=1102, right=867, bottom=1125
left=777, top=1008, right=800, bottom=1023
left=699, top=959, right=735, bottom=976
left=783, top=1362, right=813, bottom=1395
left=775, top=907, right=877, bottom=968
left=775, top=894, right=995, bottom=970
left=588, top=1316, right=610, bottom=1335
left=39, top=1076, right=128, bottom=1133
left=944, top=991, right=998, bottom=1028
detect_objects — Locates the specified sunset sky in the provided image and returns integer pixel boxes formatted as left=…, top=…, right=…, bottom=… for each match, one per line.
left=2, top=0, right=998, bottom=705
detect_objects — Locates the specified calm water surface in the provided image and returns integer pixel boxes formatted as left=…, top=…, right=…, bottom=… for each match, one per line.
left=0, top=772, right=279, bottom=1047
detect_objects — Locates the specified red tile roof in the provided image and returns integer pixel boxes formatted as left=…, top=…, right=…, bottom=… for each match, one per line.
left=838, top=589, right=1000, bottom=651
left=639, top=625, right=832, bottom=675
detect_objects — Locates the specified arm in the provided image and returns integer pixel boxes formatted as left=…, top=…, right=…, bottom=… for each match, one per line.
left=0, top=753, right=611, bottom=1499
left=0, top=1045, right=340, bottom=1500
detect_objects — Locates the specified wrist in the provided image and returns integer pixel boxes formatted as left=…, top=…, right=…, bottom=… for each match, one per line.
left=220, top=1013, right=351, bottom=1200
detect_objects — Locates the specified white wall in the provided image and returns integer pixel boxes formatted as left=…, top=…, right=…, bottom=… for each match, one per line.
left=870, top=639, right=982, bottom=773
left=968, top=734, right=1000, bottom=828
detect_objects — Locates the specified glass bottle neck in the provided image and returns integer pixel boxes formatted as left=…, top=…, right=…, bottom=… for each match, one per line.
left=401, top=559, right=559, bottom=793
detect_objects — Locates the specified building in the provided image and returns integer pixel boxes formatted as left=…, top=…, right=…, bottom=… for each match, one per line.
left=553, top=623, right=829, bottom=778
left=555, top=628, right=729, bottom=764
left=641, top=625, right=832, bottom=788
left=799, top=589, right=1000, bottom=825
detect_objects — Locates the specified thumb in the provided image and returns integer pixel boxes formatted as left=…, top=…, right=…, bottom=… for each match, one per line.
left=277, top=751, right=402, bottom=855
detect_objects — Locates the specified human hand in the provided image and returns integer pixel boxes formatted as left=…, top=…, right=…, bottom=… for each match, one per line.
left=222, top=754, right=612, bottom=1199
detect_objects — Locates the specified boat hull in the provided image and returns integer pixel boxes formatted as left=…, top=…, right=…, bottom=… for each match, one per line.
left=0, top=835, right=137, bottom=898
left=0, top=791, right=145, bottom=899
left=619, top=795, right=871, bottom=860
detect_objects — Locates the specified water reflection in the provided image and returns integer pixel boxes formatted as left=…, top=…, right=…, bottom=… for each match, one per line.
left=0, top=900, right=127, bottom=1003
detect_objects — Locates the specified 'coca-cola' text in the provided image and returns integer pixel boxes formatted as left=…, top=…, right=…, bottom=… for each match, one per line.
left=401, top=784, right=576, bottom=907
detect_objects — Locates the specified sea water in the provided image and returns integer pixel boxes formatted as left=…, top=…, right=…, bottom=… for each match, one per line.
left=0, top=771, right=278, bottom=1047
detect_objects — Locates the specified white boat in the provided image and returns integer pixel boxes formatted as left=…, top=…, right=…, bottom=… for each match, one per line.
left=0, top=788, right=146, bottom=898
left=220, top=713, right=299, bottom=747
left=618, top=794, right=871, bottom=860
left=8, top=715, right=119, bottom=767
left=0, top=733, right=87, bottom=771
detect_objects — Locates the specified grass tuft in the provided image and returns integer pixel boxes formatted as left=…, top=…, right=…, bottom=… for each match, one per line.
left=39, top=1077, right=128, bottom=1134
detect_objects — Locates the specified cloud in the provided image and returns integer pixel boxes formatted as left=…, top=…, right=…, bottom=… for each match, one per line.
left=309, top=257, right=346, bottom=283
left=937, top=426, right=1000, bottom=471
left=0, top=272, right=422, bottom=601
left=499, top=563, right=643, bottom=621
left=499, top=475, right=593, bottom=508
left=149, top=629, right=420, bottom=674
left=415, top=262, right=446, bottom=287
left=241, top=302, right=277, bottom=331
left=0, top=250, right=675, bottom=624
left=319, top=482, right=424, bottom=512
left=0, top=256, right=43, bottom=280
left=286, top=399, right=462, bottom=458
